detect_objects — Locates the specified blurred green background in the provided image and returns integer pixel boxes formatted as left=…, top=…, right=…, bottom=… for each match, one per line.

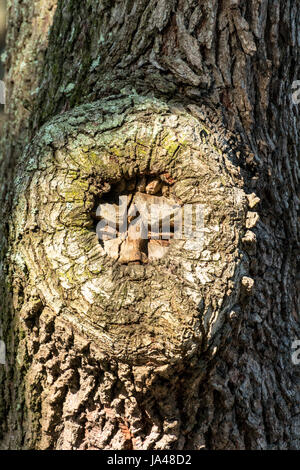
left=0, top=0, right=5, bottom=115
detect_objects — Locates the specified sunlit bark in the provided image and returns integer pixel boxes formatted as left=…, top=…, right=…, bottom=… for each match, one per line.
left=0, top=0, right=299, bottom=450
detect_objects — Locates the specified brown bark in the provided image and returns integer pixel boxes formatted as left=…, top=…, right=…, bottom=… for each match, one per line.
left=0, top=0, right=299, bottom=450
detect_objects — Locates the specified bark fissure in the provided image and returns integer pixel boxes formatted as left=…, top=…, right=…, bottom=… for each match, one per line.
left=0, top=0, right=299, bottom=450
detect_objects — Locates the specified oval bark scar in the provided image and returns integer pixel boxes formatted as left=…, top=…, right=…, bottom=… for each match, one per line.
left=12, top=96, right=250, bottom=365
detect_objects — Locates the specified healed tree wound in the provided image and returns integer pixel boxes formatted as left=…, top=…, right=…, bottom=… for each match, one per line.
left=1, top=0, right=299, bottom=452
left=11, top=95, right=254, bottom=369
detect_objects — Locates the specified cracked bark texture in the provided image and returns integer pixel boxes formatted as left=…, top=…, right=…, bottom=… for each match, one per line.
left=0, top=0, right=299, bottom=450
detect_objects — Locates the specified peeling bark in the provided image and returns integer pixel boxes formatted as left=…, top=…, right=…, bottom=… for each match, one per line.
left=0, top=0, right=299, bottom=450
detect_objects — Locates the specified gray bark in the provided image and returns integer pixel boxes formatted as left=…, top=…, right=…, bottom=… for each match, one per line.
left=0, top=0, right=299, bottom=450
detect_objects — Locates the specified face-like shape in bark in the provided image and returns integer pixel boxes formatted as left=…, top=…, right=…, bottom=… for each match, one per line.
left=13, top=97, right=251, bottom=366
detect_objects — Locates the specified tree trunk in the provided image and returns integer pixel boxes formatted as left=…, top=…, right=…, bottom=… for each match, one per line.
left=0, top=0, right=299, bottom=450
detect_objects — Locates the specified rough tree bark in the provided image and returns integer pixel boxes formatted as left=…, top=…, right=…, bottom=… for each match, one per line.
left=0, top=0, right=299, bottom=450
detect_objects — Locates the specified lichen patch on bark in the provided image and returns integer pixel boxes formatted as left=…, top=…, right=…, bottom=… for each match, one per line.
left=11, top=95, right=250, bottom=369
